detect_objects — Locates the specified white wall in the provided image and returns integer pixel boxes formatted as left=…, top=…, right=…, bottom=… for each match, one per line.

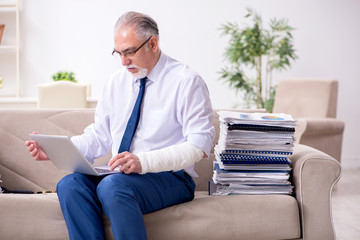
left=17, top=0, right=360, bottom=168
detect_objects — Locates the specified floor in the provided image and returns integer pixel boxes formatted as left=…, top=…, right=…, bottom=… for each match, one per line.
left=332, top=168, right=360, bottom=239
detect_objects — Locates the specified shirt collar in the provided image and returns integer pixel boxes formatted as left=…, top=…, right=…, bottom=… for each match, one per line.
left=147, top=51, right=166, bottom=83
left=131, top=51, right=166, bottom=88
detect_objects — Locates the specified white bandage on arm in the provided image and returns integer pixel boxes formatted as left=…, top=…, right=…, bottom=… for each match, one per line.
left=137, top=142, right=204, bottom=174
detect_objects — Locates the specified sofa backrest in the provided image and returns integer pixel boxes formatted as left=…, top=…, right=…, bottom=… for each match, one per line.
left=273, top=78, right=338, bottom=118
left=0, top=109, right=101, bottom=192
left=0, top=108, right=265, bottom=192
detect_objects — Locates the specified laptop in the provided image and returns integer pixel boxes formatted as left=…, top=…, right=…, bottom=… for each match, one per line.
left=30, top=134, right=120, bottom=176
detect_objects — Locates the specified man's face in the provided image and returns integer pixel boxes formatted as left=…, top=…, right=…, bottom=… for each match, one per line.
left=114, top=26, right=153, bottom=78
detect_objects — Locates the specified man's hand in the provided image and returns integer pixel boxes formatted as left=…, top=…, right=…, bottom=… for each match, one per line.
left=25, top=139, right=49, bottom=161
left=108, top=151, right=142, bottom=174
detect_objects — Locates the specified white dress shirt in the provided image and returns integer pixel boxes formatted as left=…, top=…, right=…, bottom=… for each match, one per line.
left=71, top=52, right=215, bottom=177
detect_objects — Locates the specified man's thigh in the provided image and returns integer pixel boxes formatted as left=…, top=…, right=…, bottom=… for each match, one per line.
left=97, top=170, right=195, bottom=214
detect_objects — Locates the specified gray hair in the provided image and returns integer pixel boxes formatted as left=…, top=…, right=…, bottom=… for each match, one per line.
left=115, top=11, right=159, bottom=41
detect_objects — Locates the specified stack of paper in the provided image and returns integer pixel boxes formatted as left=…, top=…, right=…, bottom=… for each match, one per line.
left=0, top=173, right=2, bottom=194
left=210, top=111, right=295, bottom=195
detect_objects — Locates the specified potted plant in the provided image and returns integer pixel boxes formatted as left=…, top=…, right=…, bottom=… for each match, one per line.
left=52, top=71, right=77, bottom=82
left=219, top=8, right=297, bottom=112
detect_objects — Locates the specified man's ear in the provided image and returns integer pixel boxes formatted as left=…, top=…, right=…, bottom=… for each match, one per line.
left=150, top=36, right=159, bottom=52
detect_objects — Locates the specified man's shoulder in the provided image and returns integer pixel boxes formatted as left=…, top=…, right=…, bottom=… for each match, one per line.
left=163, top=54, right=201, bottom=81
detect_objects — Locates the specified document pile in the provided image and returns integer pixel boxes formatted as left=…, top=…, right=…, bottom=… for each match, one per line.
left=210, top=111, right=295, bottom=195
left=0, top=173, right=2, bottom=193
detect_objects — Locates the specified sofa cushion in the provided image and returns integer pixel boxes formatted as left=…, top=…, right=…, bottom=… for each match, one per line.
left=0, top=193, right=68, bottom=240
left=145, top=191, right=301, bottom=240
left=0, top=192, right=300, bottom=240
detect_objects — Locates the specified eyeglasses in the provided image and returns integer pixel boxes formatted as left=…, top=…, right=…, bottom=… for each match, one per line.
left=112, top=36, right=152, bottom=58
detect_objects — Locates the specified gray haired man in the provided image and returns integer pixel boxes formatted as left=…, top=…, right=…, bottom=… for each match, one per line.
left=26, top=11, right=214, bottom=240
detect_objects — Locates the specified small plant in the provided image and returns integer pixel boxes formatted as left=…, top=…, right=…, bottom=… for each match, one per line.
left=219, top=8, right=297, bottom=112
left=52, top=71, right=77, bottom=82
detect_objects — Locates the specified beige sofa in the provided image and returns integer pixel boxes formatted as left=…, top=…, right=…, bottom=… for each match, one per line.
left=0, top=109, right=341, bottom=240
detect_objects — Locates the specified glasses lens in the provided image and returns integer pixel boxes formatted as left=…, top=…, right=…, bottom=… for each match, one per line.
left=124, top=52, right=135, bottom=57
left=112, top=50, right=121, bottom=60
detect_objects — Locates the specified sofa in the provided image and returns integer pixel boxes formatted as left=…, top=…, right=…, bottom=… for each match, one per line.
left=0, top=109, right=341, bottom=240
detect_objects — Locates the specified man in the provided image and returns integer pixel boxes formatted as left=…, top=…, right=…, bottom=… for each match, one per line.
left=25, top=11, right=214, bottom=240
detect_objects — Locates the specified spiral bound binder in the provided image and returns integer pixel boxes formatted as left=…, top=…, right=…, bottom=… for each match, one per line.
left=217, top=149, right=293, bottom=156
left=227, top=123, right=295, bottom=132
left=221, top=158, right=290, bottom=165
left=215, top=150, right=290, bottom=165
left=220, top=155, right=289, bottom=163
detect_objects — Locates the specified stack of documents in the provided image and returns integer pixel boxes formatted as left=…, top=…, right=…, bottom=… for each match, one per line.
left=210, top=111, right=295, bottom=195
left=0, top=173, right=2, bottom=193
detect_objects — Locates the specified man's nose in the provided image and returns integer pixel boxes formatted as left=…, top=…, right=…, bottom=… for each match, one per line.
left=121, top=55, right=131, bottom=66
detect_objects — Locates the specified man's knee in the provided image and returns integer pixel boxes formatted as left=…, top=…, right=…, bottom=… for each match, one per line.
left=57, top=173, right=95, bottom=195
left=57, top=173, right=76, bottom=193
left=96, top=174, right=137, bottom=203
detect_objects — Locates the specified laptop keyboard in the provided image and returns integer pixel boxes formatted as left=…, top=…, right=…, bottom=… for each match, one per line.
left=95, top=168, right=111, bottom=174
left=94, top=166, right=120, bottom=174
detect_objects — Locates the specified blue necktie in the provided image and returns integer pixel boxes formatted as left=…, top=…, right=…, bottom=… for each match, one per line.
left=118, top=77, right=147, bottom=153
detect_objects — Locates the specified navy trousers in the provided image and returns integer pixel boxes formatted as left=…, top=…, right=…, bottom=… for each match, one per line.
left=56, top=170, right=195, bottom=240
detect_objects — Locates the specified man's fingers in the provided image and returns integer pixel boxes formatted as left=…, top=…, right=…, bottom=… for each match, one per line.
left=108, top=157, right=115, bottom=167
left=120, top=159, right=133, bottom=172
left=109, top=152, right=130, bottom=165
left=29, top=144, right=36, bottom=153
left=27, top=143, right=33, bottom=152
left=113, top=157, right=132, bottom=171
left=108, top=152, right=127, bottom=167
left=25, top=137, right=49, bottom=161
left=108, top=152, right=141, bottom=174
left=109, top=159, right=121, bottom=171
left=124, top=164, right=135, bottom=174
left=109, top=157, right=127, bottom=171
left=108, top=156, right=119, bottom=168
left=30, top=147, right=40, bottom=160
left=27, top=141, right=39, bottom=151
left=112, top=157, right=133, bottom=172
left=31, top=147, right=39, bottom=158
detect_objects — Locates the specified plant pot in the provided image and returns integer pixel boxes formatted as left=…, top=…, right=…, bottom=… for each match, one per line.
left=0, top=24, right=5, bottom=44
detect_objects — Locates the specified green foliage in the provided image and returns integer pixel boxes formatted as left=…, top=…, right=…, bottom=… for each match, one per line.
left=52, top=71, right=77, bottom=82
left=219, top=8, right=297, bottom=112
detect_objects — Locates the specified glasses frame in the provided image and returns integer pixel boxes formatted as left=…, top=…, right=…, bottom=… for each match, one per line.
left=112, top=36, right=153, bottom=58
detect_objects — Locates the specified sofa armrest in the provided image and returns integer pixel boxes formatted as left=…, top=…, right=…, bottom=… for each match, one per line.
left=297, top=118, right=344, bottom=135
left=295, top=118, right=344, bottom=162
left=290, top=144, right=341, bottom=240
left=295, top=118, right=344, bottom=143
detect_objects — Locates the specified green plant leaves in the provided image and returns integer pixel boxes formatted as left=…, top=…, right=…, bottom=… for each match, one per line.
left=219, top=8, right=297, bottom=112
left=52, top=71, right=77, bottom=82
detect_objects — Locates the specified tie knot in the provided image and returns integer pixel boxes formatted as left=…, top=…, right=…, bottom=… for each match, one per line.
left=140, top=77, right=147, bottom=87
